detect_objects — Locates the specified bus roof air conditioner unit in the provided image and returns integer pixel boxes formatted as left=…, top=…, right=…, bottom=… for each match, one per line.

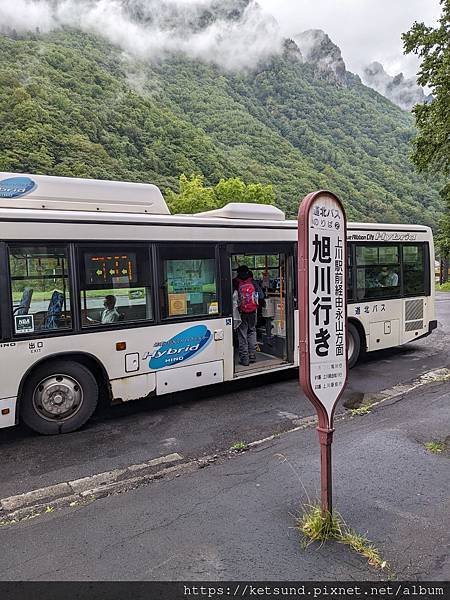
left=0, top=173, right=170, bottom=215
left=194, top=203, right=285, bottom=221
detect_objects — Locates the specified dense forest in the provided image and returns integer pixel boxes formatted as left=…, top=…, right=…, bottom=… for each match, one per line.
left=0, top=29, right=443, bottom=225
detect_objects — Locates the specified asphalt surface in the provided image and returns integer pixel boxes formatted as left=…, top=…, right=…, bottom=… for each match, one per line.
left=0, top=378, right=448, bottom=581
left=0, top=293, right=448, bottom=581
left=0, top=294, right=448, bottom=500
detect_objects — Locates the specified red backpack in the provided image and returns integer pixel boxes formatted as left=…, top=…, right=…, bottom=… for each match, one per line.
left=237, top=278, right=258, bottom=313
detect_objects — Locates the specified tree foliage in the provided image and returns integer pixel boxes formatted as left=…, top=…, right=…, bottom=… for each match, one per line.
left=403, top=0, right=450, bottom=270
left=402, top=0, right=450, bottom=177
left=166, top=174, right=276, bottom=213
left=0, top=29, right=445, bottom=228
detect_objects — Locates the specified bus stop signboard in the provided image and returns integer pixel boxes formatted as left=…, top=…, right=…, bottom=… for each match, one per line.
left=298, top=190, right=348, bottom=515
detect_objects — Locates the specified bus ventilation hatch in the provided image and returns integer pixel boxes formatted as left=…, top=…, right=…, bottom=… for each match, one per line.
left=405, top=299, right=424, bottom=331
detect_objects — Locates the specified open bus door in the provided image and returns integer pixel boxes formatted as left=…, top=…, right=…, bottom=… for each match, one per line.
left=226, top=243, right=295, bottom=376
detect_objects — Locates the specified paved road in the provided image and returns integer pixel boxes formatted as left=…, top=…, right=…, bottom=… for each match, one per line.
left=0, top=293, right=448, bottom=581
left=0, top=294, right=449, bottom=500
left=1, top=378, right=448, bottom=581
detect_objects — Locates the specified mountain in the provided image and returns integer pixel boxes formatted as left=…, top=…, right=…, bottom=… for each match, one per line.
left=292, top=30, right=428, bottom=111
left=0, top=23, right=443, bottom=227
left=293, top=29, right=356, bottom=87
left=362, top=61, right=430, bottom=111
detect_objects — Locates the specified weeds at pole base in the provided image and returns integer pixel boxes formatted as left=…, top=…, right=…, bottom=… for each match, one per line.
left=297, top=505, right=390, bottom=573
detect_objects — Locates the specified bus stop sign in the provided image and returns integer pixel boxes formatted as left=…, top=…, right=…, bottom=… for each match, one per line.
left=298, top=190, right=348, bottom=513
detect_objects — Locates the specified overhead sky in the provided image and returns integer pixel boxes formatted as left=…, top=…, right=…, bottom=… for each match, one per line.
left=258, top=0, right=442, bottom=78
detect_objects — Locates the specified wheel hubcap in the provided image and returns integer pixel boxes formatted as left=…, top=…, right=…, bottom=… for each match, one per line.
left=33, top=374, right=83, bottom=422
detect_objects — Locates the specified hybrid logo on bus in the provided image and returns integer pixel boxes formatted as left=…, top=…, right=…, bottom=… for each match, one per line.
left=145, top=325, right=212, bottom=369
left=0, top=177, right=36, bottom=198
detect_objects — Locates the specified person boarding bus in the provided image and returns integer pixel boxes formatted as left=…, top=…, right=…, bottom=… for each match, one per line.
left=233, top=265, right=265, bottom=366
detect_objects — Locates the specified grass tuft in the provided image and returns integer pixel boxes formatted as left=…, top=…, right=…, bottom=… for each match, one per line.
left=298, top=505, right=342, bottom=544
left=424, top=440, right=445, bottom=454
left=230, top=441, right=248, bottom=452
left=350, top=405, right=372, bottom=417
left=297, top=504, right=389, bottom=572
left=436, top=282, right=450, bottom=292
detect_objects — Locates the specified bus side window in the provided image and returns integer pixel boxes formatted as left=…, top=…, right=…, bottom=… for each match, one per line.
left=79, top=245, right=153, bottom=327
left=159, top=245, right=218, bottom=319
left=347, top=243, right=354, bottom=301
left=9, top=245, right=72, bottom=335
left=403, top=245, right=425, bottom=295
left=355, top=244, right=400, bottom=300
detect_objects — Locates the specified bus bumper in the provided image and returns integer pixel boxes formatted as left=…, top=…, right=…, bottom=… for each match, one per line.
left=0, top=398, right=17, bottom=428
left=429, top=320, right=438, bottom=332
left=414, top=319, right=438, bottom=342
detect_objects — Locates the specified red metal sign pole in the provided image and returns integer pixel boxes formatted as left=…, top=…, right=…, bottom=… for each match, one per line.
left=317, top=426, right=334, bottom=514
left=298, top=190, right=348, bottom=517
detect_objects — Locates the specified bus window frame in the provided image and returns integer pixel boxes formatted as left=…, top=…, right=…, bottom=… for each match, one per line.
left=348, top=241, right=430, bottom=303
left=76, top=241, right=157, bottom=332
left=0, top=241, right=13, bottom=341
left=401, top=242, right=430, bottom=298
left=347, top=242, right=355, bottom=303
left=7, top=241, right=74, bottom=340
left=157, top=242, right=222, bottom=322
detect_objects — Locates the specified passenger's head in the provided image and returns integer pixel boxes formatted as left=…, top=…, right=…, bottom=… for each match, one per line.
left=104, top=295, right=116, bottom=309
left=381, top=266, right=390, bottom=276
left=237, top=265, right=251, bottom=279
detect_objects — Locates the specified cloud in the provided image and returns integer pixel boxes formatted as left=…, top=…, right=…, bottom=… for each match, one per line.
left=0, top=0, right=284, bottom=71
left=258, top=0, right=442, bottom=79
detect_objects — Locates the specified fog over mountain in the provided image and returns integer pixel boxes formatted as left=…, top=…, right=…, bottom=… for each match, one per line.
left=362, top=62, right=429, bottom=111
left=0, top=0, right=427, bottom=109
left=0, top=0, right=283, bottom=71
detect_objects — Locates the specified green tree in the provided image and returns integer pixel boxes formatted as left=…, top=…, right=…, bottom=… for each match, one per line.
left=165, top=174, right=217, bottom=214
left=214, top=177, right=276, bottom=207
left=166, top=175, right=276, bottom=214
left=166, top=174, right=276, bottom=214
left=403, top=0, right=450, bottom=278
left=402, top=1, right=450, bottom=175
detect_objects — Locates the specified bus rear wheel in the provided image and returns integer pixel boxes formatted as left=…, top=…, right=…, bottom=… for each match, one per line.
left=21, top=360, right=98, bottom=435
left=348, top=322, right=362, bottom=369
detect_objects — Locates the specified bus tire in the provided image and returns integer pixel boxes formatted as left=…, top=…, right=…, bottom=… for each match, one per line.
left=348, top=322, right=362, bottom=369
left=20, top=360, right=98, bottom=435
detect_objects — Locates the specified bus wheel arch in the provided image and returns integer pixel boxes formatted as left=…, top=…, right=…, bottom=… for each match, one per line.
left=348, top=319, right=366, bottom=368
left=18, top=353, right=111, bottom=435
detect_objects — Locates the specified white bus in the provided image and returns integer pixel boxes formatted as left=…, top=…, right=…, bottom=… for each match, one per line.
left=0, top=174, right=436, bottom=434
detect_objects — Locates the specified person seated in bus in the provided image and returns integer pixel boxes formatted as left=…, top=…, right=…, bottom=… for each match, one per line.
left=377, top=266, right=398, bottom=287
left=85, top=294, right=120, bottom=324
left=233, top=265, right=265, bottom=366
left=100, top=295, right=120, bottom=323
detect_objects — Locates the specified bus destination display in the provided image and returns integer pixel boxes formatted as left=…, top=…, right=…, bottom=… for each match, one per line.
left=84, top=253, right=137, bottom=286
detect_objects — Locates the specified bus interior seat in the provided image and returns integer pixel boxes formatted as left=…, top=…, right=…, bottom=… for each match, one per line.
left=14, top=287, right=33, bottom=315
left=44, top=291, right=64, bottom=329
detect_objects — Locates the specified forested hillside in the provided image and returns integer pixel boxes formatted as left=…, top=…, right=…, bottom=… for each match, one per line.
left=0, top=30, right=443, bottom=225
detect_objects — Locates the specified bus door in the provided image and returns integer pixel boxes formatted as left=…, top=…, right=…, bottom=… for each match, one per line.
left=226, top=243, right=295, bottom=375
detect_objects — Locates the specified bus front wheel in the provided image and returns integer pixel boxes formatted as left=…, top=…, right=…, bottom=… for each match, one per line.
left=348, top=322, right=362, bottom=369
left=21, top=360, right=98, bottom=435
